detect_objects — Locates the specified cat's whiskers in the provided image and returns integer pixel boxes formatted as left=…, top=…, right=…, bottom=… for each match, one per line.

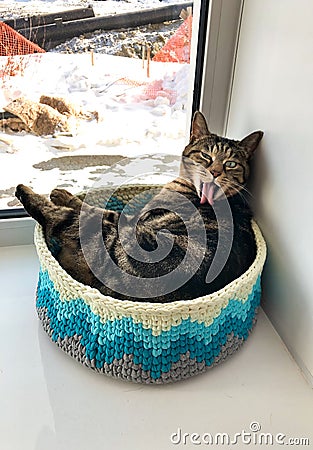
left=224, top=183, right=247, bottom=202
left=228, top=180, right=254, bottom=199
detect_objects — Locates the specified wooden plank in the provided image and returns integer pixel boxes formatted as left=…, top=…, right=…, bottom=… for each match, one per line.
left=4, top=6, right=95, bottom=30
left=16, top=2, right=193, bottom=51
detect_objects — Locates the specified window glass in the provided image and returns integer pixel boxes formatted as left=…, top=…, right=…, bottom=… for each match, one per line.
left=0, top=0, right=200, bottom=212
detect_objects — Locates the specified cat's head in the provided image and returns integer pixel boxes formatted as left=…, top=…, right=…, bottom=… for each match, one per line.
left=180, top=111, right=263, bottom=205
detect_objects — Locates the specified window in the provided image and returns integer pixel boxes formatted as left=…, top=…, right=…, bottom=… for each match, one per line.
left=0, top=1, right=206, bottom=209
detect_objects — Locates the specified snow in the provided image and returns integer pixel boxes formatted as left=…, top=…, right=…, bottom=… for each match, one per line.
left=0, top=1, right=192, bottom=209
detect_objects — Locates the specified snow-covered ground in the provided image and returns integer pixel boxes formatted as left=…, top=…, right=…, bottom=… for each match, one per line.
left=0, top=1, right=193, bottom=209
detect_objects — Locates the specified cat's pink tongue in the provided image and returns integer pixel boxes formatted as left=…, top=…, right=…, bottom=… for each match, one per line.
left=200, top=182, right=216, bottom=205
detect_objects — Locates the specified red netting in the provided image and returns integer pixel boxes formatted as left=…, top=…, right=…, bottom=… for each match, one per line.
left=153, top=15, right=192, bottom=64
left=0, top=22, right=45, bottom=56
left=0, top=22, right=45, bottom=78
left=116, top=78, right=177, bottom=105
left=141, top=79, right=177, bottom=105
left=118, top=16, right=192, bottom=104
left=117, top=77, right=147, bottom=87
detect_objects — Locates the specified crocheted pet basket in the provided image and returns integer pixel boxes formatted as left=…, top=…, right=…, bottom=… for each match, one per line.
left=34, top=184, right=267, bottom=384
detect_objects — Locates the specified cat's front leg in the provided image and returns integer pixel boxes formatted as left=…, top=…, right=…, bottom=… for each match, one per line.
left=15, top=184, right=53, bottom=226
left=15, top=184, right=34, bottom=205
left=51, top=188, right=121, bottom=226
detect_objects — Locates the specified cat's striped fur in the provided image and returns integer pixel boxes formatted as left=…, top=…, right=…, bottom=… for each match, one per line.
left=16, top=112, right=263, bottom=302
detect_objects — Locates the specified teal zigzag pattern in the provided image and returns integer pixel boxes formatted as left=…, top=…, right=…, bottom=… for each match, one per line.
left=36, top=269, right=261, bottom=380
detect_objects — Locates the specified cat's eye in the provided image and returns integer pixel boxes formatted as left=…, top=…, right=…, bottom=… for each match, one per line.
left=200, top=152, right=212, bottom=163
left=225, top=161, right=237, bottom=168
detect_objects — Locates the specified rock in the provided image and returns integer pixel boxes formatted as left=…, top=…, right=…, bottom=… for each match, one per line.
left=4, top=97, right=70, bottom=135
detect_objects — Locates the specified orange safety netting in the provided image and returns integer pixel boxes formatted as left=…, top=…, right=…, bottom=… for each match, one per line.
left=0, top=22, right=45, bottom=56
left=153, top=15, right=192, bottom=64
left=141, top=79, right=177, bottom=105
left=116, top=78, right=177, bottom=105
left=118, top=16, right=192, bottom=104
left=117, top=77, right=147, bottom=87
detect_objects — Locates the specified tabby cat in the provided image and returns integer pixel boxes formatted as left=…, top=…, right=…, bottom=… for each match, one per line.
left=16, top=112, right=263, bottom=302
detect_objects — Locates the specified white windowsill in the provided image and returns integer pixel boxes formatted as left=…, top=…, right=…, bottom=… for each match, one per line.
left=0, top=216, right=34, bottom=246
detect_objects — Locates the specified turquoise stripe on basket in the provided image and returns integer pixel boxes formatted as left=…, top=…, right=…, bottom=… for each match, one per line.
left=36, top=269, right=261, bottom=380
left=103, top=191, right=157, bottom=214
left=104, top=196, right=125, bottom=212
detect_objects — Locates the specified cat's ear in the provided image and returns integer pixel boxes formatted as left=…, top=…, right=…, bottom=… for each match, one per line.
left=240, top=131, right=263, bottom=158
left=190, top=111, right=211, bottom=141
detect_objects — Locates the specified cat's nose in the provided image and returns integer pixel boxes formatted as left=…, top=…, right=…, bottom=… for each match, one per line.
left=210, top=168, right=222, bottom=178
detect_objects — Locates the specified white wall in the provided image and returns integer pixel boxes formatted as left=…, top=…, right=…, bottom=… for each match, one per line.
left=226, top=0, right=313, bottom=382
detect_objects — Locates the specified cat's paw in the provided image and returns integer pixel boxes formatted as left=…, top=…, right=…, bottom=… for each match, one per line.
left=50, top=188, right=74, bottom=206
left=15, top=184, right=33, bottom=202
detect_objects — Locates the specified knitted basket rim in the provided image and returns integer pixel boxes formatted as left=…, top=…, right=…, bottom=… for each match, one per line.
left=34, top=188, right=266, bottom=316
